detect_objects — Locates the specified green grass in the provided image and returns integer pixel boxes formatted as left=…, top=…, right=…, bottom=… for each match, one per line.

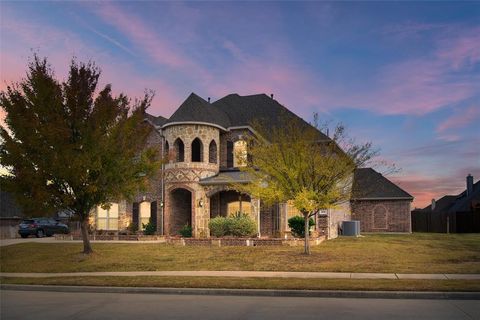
left=1, top=233, right=479, bottom=274
left=2, top=277, right=480, bottom=292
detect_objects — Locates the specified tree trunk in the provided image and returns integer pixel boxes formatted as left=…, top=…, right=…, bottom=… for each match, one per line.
left=303, top=212, right=311, bottom=255
left=80, top=217, right=93, bottom=254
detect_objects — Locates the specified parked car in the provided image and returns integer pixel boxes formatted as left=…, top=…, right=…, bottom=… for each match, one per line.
left=18, top=218, right=70, bottom=238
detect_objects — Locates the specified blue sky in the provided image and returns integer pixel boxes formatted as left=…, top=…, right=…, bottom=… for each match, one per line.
left=1, top=1, right=479, bottom=207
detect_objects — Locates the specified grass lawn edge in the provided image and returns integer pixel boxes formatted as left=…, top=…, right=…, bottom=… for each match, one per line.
left=2, top=277, right=480, bottom=292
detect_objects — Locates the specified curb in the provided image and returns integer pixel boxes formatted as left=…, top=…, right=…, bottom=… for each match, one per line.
left=2, top=284, right=479, bottom=300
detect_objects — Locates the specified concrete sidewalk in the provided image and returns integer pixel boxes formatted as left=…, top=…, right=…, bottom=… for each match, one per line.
left=1, top=270, right=480, bottom=280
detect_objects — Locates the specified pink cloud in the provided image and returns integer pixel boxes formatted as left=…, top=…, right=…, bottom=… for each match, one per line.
left=391, top=172, right=476, bottom=209
left=437, top=105, right=480, bottom=133
left=91, top=2, right=209, bottom=79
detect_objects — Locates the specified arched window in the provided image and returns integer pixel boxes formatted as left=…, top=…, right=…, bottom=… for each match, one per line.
left=209, top=140, right=217, bottom=164
left=191, top=138, right=203, bottom=162
left=234, top=140, right=247, bottom=167
left=373, top=205, right=387, bottom=229
left=174, top=138, right=184, bottom=162
left=164, top=141, right=170, bottom=160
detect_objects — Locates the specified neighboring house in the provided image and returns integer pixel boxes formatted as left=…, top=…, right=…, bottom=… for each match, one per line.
left=412, top=175, right=480, bottom=233
left=0, top=188, right=24, bottom=238
left=89, top=93, right=414, bottom=238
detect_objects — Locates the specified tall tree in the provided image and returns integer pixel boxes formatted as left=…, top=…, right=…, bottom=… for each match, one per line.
left=235, top=116, right=376, bottom=255
left=0, top=56, right=160, bottom=254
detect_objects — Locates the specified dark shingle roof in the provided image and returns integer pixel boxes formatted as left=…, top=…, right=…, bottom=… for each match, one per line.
left=165, top=93, right=230, bottom=128
left=352, top=168, right=413, bottom=200
left=212, top=93, right=330, bottom=141
left=145, top=113, right=167, bottom=127
left=420, top=180, right=480, bottom=213
left=421, top=195, right=457, bottom=213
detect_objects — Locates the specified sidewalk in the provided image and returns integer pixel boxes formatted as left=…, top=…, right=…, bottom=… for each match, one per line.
left=2, top=270, right=480, bottom=280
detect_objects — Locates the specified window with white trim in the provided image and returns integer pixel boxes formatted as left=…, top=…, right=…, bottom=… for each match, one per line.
left=96, top=203, right=119, bottom=230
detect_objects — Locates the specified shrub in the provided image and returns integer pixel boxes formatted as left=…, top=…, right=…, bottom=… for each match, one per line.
left=127, top=222, right=138, bottom=234
left=228, top=212, right=257, bottom=237
left=179, top=224, right=193, bottom=238
left=142, top=222, right=156, bottom=235
left=209, top=212, right=257, bottom=237
left=288, top=215, right=315, bottom=238
left=209, top=216, right=229, bottom=237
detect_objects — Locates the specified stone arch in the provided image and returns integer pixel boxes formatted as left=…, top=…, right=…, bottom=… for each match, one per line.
left=174, top=138, right=184, bottom=162
left=209, top=139, right=217, bottom=164
left=372, top=204, right=388, bottom=229
left=167, top=186, right=194, bottom=235
left=191, top=137, right=203, bottom=162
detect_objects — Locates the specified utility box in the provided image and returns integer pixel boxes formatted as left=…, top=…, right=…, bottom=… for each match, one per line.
left=342, top=220, right=360, bottom=236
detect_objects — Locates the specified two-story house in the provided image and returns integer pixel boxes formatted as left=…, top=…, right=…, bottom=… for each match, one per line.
left=90, top=93, right=413, bottom=238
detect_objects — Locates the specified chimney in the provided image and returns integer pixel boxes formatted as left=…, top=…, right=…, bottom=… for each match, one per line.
left=467, top=174, right=474, bottom=196
left=208, top=97, right=211, bottom=103
left=431, top=199, right=436, bottom=211
left=270, top=94, right=274, bottom=99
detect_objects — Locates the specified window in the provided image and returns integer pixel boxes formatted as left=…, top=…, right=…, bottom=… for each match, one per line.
left=227, top=196, right=252, bottom=215
left=286, top=201, right=302, bottom=220
left=234, top=140, right=247, bottom=167
left=165, top=141, right=170, bottom=159
left=174, top=138, right=184, bottom=162
left=191, top=138, right=203, bottom=162
left=139, top=201, right=151, bottom=230
left=96, top=203, right=119, bottom=230
left=209, top=140, right=217, bottom=164
left=227, top=141, right=234, bottom=167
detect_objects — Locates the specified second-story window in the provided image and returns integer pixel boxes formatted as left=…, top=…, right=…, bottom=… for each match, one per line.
left=174, top=138, right=184, bottom=162
left=234, top=140, right=247, bottom=167
left=191, top=138, right=203, bottom=162
left=227, top=141, right=234, bottom=167
left=209, top=140, right=217, bottom=164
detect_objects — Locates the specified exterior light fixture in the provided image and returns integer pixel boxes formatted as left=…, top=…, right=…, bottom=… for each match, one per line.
left=198, top=199, right=204, bottom=207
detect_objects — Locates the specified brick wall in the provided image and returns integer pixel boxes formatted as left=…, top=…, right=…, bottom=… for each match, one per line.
left=351, top=199, right=411, bottom=232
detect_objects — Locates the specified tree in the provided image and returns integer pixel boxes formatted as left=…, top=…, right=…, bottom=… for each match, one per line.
left=0, top=55, right=160, bottom=254
left=235, top=115, right=376, bottom=255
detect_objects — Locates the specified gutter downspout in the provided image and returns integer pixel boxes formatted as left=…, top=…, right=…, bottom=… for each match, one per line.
left=160, top=129, right=165, bottom=236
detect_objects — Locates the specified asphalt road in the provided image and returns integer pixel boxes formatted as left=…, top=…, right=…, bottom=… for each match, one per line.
left=1, top=290, right=479, bottom=320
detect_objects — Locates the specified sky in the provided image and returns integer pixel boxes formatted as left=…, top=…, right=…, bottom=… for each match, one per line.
left=1, top=1, right=479, bottom=208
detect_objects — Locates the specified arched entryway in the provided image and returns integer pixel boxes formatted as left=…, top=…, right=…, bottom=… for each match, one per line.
left=168, top=188, right=193, bottom=235
left=209, top=190, right=251, bottom=218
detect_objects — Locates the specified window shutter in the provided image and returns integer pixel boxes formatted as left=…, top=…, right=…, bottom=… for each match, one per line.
left=132, top=202, right=139, bottom=227
left=150, top=201, right=158, bottom=227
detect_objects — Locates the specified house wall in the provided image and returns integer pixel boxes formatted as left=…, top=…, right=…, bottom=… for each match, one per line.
left=351, top=200, right=411, bottom=232
left=327, top=202, right=351, bottom=239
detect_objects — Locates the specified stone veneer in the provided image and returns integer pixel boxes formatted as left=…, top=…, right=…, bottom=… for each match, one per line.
left=351, top=200, right=411, bottom=232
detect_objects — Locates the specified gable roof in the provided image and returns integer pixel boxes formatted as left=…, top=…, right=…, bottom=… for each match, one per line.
left=165, top=93, right=231, bottom=129
left=351, top=168, right=413, bottom=200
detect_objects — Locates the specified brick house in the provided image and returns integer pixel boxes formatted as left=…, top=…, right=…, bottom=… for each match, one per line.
left=90, top=93, right=413, bottom=238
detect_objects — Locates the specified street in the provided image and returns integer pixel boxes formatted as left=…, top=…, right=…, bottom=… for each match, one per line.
left=1, top=290, right=479, bottom=320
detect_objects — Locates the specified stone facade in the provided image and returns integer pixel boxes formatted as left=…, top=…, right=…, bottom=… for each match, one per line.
left=89, top=108, right=412, bottom=238
left=351, top=200, right=411, bottom=232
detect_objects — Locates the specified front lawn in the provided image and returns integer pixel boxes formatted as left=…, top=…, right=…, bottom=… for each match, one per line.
left=1, top=233, right=479, bottom=274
